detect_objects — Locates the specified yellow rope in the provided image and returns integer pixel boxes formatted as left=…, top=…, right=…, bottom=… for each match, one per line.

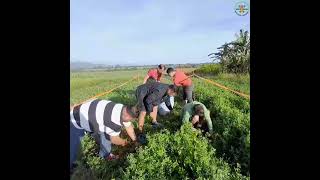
left=193, top=73, right=250, bottom=99
left=70, top=69, right=249, bottom=111
left=70, top=75, right=139, bottom=109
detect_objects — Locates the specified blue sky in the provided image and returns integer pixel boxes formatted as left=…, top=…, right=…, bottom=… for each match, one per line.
left=70, top=0, right=250, bottom=65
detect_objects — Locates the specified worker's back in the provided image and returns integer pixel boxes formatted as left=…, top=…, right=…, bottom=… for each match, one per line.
left=70, top=99, right=130, bottom=138
left=181, top=101, right=205, bottom=119
left=174, top=70, right=192, bottom=86
left=136, top=82, right=169, bottom=98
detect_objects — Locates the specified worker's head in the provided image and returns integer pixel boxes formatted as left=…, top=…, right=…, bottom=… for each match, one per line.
left=158, top=64, right=166, bottom=73
left=121, top=105, right=140, bottom=122
left=194, top=104, right=205, bottom=119
left=166, top=67, right=176, bottom=77
left=167, top=84, right=178, bottom=96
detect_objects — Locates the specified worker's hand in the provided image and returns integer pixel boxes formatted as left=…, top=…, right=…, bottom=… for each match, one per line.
left=138, top=127, right=144, bottom=134
left=205, top=132, right=212, bottom=138
left=133, top=140, right=140, bottom=147
left=122, top=140, right=128, bottom=147
left=191, top=115, right=200, bottom=125
left=137, top=133, right=147, bottom=145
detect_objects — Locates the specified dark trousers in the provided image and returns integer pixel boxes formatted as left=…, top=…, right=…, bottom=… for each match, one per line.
left=183, top=84, right=194, bottom=103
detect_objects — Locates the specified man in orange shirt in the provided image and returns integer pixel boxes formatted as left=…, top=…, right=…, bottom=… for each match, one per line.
left=167, top=67, right=194, bottom=104
left=143, top=64, right=166, bottom=84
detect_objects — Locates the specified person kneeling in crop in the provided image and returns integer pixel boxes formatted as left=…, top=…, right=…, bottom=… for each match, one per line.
left=181, top=101, right=213, bottom=134
left=70, top=99, right=139, bottom=169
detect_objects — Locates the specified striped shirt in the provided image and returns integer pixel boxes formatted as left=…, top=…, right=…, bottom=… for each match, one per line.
left=70, top=99, right=131, bottom=140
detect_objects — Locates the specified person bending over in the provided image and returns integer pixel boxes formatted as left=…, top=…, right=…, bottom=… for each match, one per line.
left=70, top=99, right=139, bottom=169
left=135, top=82, right=177, bottom=132
left=143, top=64, right=166, bottom=84
left=181, top=101, right=213, bottom=134
left=167, top=67, right=194, bottom=104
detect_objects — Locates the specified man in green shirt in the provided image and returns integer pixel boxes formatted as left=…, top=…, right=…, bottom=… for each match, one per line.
left=181, top=101, right=213, bottom=134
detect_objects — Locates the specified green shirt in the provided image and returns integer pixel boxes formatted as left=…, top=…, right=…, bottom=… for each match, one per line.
left=181, top=101, right=213, bottom=133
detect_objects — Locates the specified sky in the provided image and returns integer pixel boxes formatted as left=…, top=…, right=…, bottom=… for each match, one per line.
left=70, top=0, right=250, bottom=65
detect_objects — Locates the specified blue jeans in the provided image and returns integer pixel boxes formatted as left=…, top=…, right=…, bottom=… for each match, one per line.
left=98, top=133, right=112, bottom=158
left=70, top=122, right=112, bottom=169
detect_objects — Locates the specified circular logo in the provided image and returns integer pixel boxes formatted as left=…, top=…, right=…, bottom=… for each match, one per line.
left=235, top=1, right=249, bottom=16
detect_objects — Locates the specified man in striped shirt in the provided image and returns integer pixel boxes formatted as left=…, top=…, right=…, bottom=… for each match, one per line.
left=70, top=99, right=139, bottom=169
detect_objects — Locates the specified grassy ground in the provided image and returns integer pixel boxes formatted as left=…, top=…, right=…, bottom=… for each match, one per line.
left=70, top=70, right=147, bottom=105
left=70, top=68, right=250, bottom=179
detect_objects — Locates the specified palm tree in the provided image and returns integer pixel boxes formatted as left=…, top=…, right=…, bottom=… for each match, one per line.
left=209, top=29, right=250, bottom=73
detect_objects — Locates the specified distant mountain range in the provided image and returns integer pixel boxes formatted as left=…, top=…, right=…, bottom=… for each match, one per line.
left=70, top=61, right=212, bottom=71
left=70, top=61, right=106, bottom=70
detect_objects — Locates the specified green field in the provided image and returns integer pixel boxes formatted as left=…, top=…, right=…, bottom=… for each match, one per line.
left=70, top=68, right=250, bottom=179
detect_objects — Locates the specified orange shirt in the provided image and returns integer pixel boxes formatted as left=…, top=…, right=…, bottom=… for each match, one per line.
left=147, top=69, right=162, bottom=81
left=173, top=70, right=192, bottom=87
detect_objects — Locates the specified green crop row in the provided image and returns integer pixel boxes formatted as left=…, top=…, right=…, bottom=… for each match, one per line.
left=70, top=70, right=250, bottom=179
left=194, top=77, right=250, bottom=176
left=124, top=123, right=248, bottom=180
left=72, top=124, right=248, bottom=180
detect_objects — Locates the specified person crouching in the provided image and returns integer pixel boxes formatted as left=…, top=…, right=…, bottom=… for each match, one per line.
left=70, top=99, right=139, bottom=169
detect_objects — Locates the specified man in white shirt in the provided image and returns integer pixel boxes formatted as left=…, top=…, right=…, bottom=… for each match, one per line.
left=158, top=96, right=174, bottom=116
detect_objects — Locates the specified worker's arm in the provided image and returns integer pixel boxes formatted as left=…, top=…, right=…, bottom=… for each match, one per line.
left=181, top=103, right=192, bottom=123
left=181, top=108, right=191, bottom=123
left=158, top=73, right=162, bottom=82
left=143, top=75, right=150, bottom=84
left=124, top=123, right=137, bottom=141
left=204, top=107, right=213, bottom=134
left=110, top=135, right=128, bottom=146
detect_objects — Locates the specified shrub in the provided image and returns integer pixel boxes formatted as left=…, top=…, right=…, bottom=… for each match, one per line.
left=194, top=63, right=222, bottom=76
left=123, top=124, right=248, bottom=180
left=195, top=83, right=250, bottom=176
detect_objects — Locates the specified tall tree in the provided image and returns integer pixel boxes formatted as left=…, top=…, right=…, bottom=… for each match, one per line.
left=209, top=29, right=250, bottom=73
